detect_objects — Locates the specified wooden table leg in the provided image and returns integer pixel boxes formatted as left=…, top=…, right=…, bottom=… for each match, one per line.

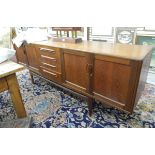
left=6, top=73, right=27, bottom=118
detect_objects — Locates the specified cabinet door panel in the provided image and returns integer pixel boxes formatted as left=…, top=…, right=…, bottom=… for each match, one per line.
left=64, top=52, right=87, bottom=91
left=25, top=45, right=40, bottom=73
left=14, top=45, right=28, bottom=65
left=93, top=59, right=131, bottom=104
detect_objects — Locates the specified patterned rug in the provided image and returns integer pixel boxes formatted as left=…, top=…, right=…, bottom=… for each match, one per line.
left=0, top=69, right=155, bottom=128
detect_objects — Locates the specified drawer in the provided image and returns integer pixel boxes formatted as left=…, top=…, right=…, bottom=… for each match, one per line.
left=40, top=63, right=57, bottom=72
left=40, top=68, right=61, bottom=82
left=39, top=47, right=59, bottom=58
left=40, top=55, right=57, bottom=66
left=40, top=56, right=61, bottom=72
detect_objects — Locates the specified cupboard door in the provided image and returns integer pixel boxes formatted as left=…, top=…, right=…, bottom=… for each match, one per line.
left=63, top=51, right=88, bottom=92
left=14, top=45, right=28, bottom=66
left=25, top=45, right=40, bottom=74
left=93, top=56, right=132, bottom=108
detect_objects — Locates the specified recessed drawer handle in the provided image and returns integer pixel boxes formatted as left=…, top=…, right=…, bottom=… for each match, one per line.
left=41, top=55, right=57, bottom=61
left=42, top=62, right=56, bottom=68
left=40, top=48, right=55, bottom=53
left=43, top=69, right=57, bottom=77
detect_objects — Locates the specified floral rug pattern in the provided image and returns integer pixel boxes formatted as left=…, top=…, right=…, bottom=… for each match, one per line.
left=0, top=69, right=155, bottom=128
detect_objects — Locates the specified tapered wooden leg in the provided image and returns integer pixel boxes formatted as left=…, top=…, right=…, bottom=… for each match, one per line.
left=29, top=72, right=35, bottom=84
left=88, top=97, right=93, bottom=116
left=6, top=73, right=27, bottom=118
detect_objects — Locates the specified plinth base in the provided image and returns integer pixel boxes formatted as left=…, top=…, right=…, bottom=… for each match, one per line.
left=52, top=37, right=82, bottom=43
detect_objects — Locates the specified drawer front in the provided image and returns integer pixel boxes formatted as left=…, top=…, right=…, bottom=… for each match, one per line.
left=40, top=63, right=57, bottom=72
left=38, top=46, right=62, bottom=73
left=39, top=47, right=59, bottom=58
left=40, top=55, right=61, bottom=72
left=40, top=68, right=61, bottom=82
left=40, top=55, right=57, bottom=66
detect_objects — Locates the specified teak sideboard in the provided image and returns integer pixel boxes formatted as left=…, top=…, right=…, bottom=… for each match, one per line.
left=13, top=40, right=153, bottom=115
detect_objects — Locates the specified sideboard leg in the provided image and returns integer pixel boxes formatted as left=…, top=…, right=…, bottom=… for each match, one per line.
left=88, top=97, right=93, bottom=116
left=29, top=72, right=35, bottom=84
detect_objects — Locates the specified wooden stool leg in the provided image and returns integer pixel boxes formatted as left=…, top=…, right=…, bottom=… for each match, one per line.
left=6, top=73, right=27, bottom=118
left=30, top=72, right=35, bottom=84
left=88, top=97, right=93, bottom=116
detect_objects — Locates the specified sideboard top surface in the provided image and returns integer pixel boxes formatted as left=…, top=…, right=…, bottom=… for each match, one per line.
left=32, top=40, right=153, bottom=60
